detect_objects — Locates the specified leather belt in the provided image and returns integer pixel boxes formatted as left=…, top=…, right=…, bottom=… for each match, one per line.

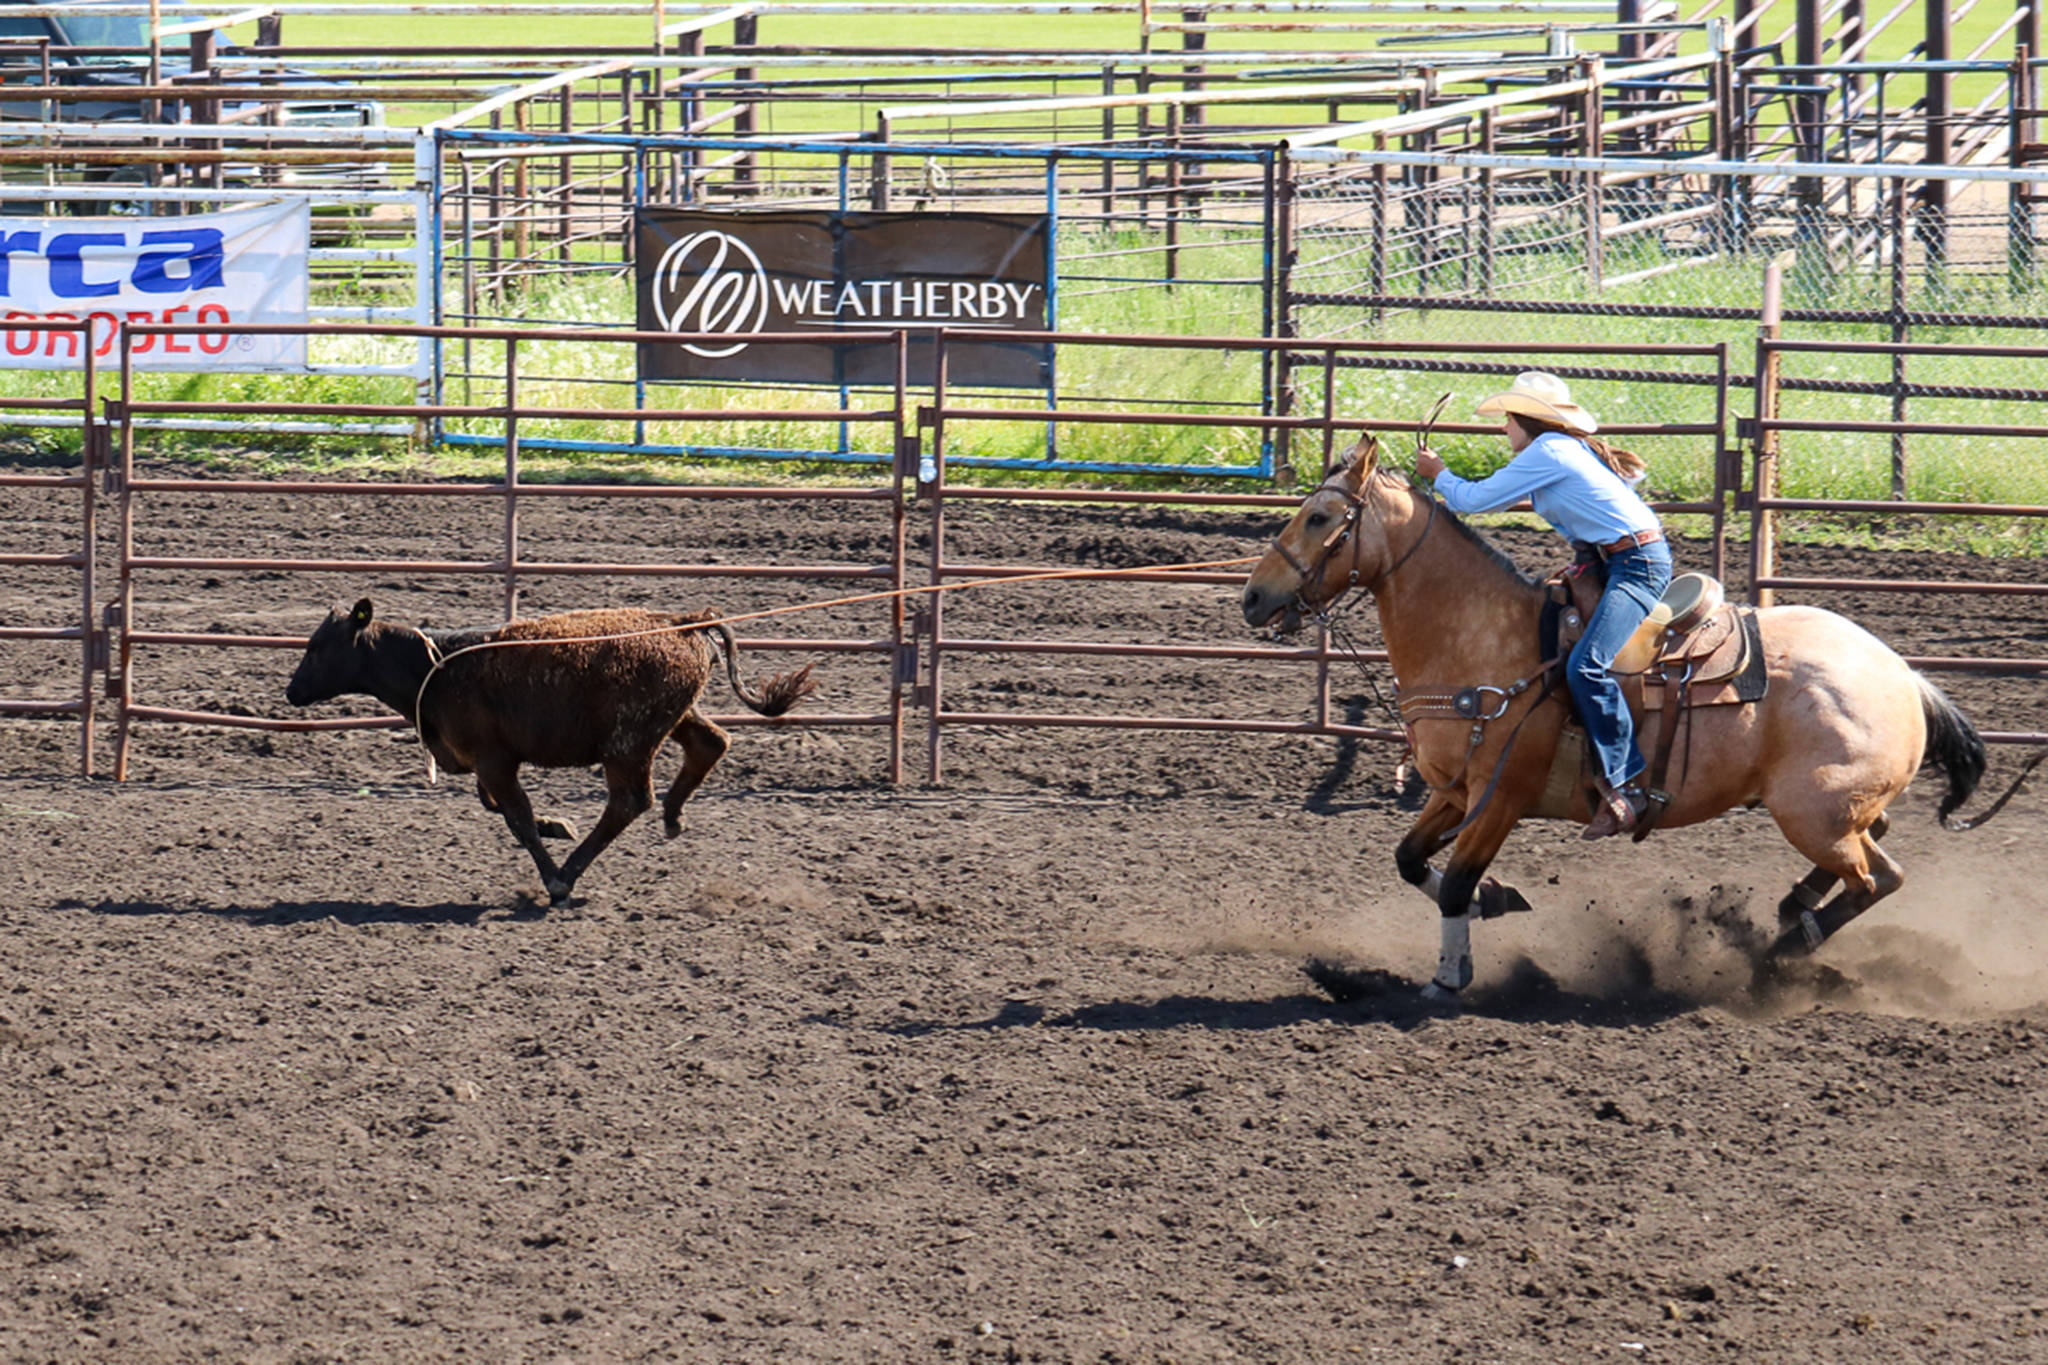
left=1598, top=528, right=1664, bottom=557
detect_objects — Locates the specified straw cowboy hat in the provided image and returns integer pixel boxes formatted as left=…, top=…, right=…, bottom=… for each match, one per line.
left=1475, top=371, right=1599, bottom=435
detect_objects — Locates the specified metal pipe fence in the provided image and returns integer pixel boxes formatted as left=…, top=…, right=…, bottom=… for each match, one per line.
left=102, top=320, right=917, bottom=781
left=0, top=320, right=102, bottom=774
left=3, top=316, right=2045, bottom=780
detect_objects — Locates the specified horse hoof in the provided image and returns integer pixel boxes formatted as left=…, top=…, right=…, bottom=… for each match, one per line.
left=1476, top=877, right=1533, bottom=919
left=538, top=818, right=577, bottom=841
left=1419, top=981, right=1463, bottom=1007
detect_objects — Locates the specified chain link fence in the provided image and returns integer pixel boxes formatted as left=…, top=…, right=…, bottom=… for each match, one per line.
left=1284, top=151, right=2048, bottom=516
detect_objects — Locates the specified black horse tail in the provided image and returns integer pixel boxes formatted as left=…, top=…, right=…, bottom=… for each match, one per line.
left=1917, top=674, right=1987, bottom=827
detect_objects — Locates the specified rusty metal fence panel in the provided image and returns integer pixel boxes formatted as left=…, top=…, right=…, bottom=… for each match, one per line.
left=100, top=320, right=917, bottom=781
left=912, top=329, right=1736, bottom=782
left=0, top=321, right=103, bottom=773
left=5, top=319, right=2047, bottom=779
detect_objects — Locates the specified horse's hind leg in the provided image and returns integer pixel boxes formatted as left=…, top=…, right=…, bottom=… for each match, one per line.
left=662, top=709, right=731, bottom=838
left=1777, top=811, right=1889, bottom=926
left=1768, top=822, right=1905, bottom=958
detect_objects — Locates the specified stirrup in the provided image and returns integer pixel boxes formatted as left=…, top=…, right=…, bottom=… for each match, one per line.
left=1582, top=783, right=1645, bottom=841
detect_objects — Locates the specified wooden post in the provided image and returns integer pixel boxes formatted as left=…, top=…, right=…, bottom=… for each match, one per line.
left=1795, top=0, right=1823, bottom=215
left=733, top=13, right=758, bottom=196
left=1136, top=0, right=1153, bottom=143
left=190, top=31, right=219, bottom=193
left=1617, top=0, right=1642, bottom=61
left=1749, top=261, right=1783, bottom=609
left=1101, top=65, right=1117, bottom=220
left=1181, top=8, right=1205, bottom=128
left=871, top=112, right=891, bottom=210
left=1583, top=57, right=1604, bottom=291
left=1923, top=0, right=1952, bottom=284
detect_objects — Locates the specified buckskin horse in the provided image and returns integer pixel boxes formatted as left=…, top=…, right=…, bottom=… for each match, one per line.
left=1241, top=435, right=2039, bottom=1002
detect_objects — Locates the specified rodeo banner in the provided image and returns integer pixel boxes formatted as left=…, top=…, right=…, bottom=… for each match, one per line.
left=0, top=200, right=309, bottom=370
left=635, top=208, right=1051, bottom=388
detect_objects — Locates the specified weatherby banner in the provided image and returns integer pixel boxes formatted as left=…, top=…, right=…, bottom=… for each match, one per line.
left=635, top=209, right=1051, bottom=388
left=0, top=201, right=309, bottom=370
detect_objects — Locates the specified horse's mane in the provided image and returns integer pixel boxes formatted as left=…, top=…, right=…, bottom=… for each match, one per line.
left=1371, top=468, right=1535, bottom=590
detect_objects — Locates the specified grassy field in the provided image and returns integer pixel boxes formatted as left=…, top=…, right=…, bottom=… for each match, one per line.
left=273, top=0, right=2022, bottom=136
left=4, top=3, right=2036, bottom=551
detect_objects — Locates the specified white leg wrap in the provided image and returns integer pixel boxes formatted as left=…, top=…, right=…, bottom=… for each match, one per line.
left=1415, top=865, right=1483, bottom=913
left=1431, top=913, right=1475, bottom=993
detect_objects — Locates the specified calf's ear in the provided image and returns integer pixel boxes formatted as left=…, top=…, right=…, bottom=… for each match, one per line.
left=350, top=598, right=374, bottom=634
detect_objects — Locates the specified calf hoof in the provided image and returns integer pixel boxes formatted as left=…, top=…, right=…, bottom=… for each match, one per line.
left=545, top=877, right=574, bottom=907
left=537, top=817, right=578, bottom=841
left=662, top=817, right=682, bottom=841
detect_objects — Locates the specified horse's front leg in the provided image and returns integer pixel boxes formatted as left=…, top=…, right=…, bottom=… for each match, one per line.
left=1395, top=790, right=1463, bottom=891
left=1422, top=795, right=1532, bottom=1002
left=1398, top=790, right=1533, bottom=921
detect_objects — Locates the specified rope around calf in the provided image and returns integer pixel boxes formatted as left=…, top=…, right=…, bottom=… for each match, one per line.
left=398, top=554, right=1268, bottom=774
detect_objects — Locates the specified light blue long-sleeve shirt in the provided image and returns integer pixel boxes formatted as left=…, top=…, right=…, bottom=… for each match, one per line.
left=1430, top=430, right=1659, bottom=546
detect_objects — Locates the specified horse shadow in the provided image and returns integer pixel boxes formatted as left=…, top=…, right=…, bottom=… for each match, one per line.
left=878, top=957, right=1705, bottom=1038
left=1304, top=696, right=1427, bottom=817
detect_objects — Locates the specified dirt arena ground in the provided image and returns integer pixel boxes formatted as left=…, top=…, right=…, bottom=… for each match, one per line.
left=3, top=457, right=2047, bottom=1363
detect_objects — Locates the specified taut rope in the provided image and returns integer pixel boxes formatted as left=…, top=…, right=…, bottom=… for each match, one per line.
left=395, top=554, right=1265, bottom=775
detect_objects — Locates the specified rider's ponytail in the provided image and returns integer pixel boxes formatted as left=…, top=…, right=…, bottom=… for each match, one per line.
left=1517, top=414, right=1646, bottom=483
left=1584, top=434, right=1646, bottom=483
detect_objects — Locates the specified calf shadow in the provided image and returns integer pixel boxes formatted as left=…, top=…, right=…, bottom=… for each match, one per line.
left=68, top=895, right=541, bottom=928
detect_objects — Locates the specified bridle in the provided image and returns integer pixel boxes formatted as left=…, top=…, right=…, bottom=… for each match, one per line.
left=1277, top=465, right=1438, bottom=628
left=1277, top=398, right=1451, bottom=626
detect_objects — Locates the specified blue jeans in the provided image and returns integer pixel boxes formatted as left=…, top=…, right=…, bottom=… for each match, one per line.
left=1566, top=539, right=1674, bottom=789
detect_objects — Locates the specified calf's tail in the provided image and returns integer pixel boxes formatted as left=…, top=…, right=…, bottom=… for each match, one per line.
left=705, top=621, right=819, bottom=717
left=1915, top=673, right=2047, bottom=832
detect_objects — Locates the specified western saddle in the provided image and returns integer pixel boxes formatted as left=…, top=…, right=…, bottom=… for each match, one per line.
left=1536, top=566, right=1768, bottom=839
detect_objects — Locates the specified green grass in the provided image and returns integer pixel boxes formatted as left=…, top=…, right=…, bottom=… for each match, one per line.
left=5, top=4, right=2034, bottom=549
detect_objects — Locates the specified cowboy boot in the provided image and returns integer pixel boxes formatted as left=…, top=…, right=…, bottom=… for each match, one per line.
left=1582, top=780, right=1647, bottom=841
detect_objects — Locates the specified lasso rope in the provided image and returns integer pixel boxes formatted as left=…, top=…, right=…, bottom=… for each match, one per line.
left=398, top=553, right=1266, bottom=779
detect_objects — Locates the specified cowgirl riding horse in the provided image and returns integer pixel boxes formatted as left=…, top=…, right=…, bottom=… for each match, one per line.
left=1415, top=371, right=1669, bottom=839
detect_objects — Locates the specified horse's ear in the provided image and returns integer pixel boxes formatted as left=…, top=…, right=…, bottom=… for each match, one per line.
left=349, top=598, right=374, bottom=634
left=1347, top=433, right=1381, bottom=480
